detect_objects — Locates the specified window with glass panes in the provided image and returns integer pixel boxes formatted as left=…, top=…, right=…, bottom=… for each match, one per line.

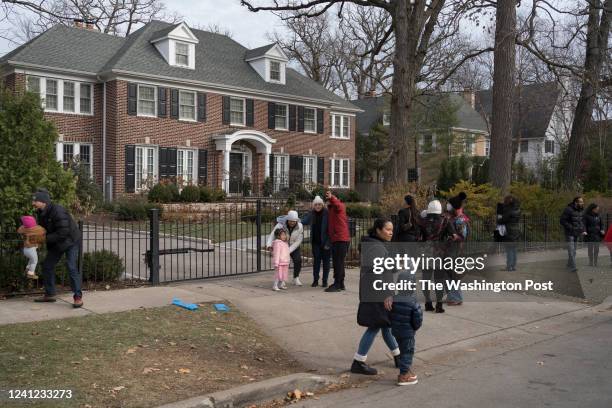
left=177, top=149, right=196, bottom=184
left=270, top=61, right=281, bottom=81
left=62, top=82, right=75, bottom=112
left=303, top=156, right=316, bottom=185
left=230, top=98, right=245, bottom=125
left=138, top=85, right=156, bottom=116
left=304, top=108, right=316, bottom=132
left=179, top=91, right=196, bottom=120
left=332, top=115, right=349, bottom=138
left=62, top=144, right=74, bottom=168
left=80, top=84, right=92, bottom=114
left=485, top=140, right=490, bottom=156
left=136, top=146, right=156, bottom=190
left=273, top=155, right=289, bottom=192
left=26, top=76, right=40, bottom=98
left=275, top=104, right=288, bottom=129
left=79, top=145, right=92, bottom=177
left=545, top=139, right=555, bottom=154
left=330, top=158, right=349, bottom=188
left=175, top=42, right=189, bottom=66
left=520, top=140, right=529, bottom=153
left=45, top=79, right=58, bottom=110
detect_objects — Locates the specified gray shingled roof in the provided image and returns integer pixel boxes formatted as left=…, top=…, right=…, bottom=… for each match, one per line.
left=149, top=23, right=182, bottom=42
left=1, top=21, right=357, bottom=110
left=475, top=82, right=559, bottom=140
left=244, top=43, right=277, bottom=60
left=353, top=93, right=488, bottom=135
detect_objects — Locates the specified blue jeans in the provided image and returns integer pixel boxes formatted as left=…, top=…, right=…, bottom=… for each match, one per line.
left=312, top=243, right=331, bottom=284
left=506, top=244, right=517, bottom=269
left=356, top=327, right=399, bottom=358
left=391, top=332, right=415, bottom=374
left=446, top=271, right=463, bottom=302
left=42, top=244, right=82, bottom=297
left=566, top=235, right=578, bottom=269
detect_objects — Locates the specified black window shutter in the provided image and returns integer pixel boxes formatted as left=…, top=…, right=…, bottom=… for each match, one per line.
left=197, top=92, right=207, bottom=122
left=198, top=149, right=208, bottom=185
left=316, top=108, right=324, bottom=134
left=158, top=87, right=167, bottom=117
left=268, top=102, right=276, bottom=129
left=269, top=154, right=275, bottom=185
left=289, top=105, right=297, bottom=131
left=222, top=96, right=230, bottom=124
left=317, top=156, right=325, bottom=185
left=168, top=148, right=177, bottom=179
left=159, top=147, right=168, bottom=179
left=246, top=99, right=254, bottom=126
left=170, top=89, right=179, bottom=118
left=289, top=155, right=304, bottom=188
left=127, top=83, right=137, bottom=116
left=125, top=145, right=135, bottom=192
left=297, top=106, right=305, bottom=132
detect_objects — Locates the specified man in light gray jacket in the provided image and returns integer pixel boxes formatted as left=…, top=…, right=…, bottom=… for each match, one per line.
left=266, top=210, right=304, bottom=286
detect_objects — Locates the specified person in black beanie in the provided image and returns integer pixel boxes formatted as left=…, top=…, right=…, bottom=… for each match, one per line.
left=32, top=188, right=83, bottom=308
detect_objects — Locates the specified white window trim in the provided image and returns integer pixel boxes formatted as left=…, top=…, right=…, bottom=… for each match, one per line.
left=544, top=139, right=555, bottom=154
left=137, top=84, right=157, bottom=117
left=331, top=114, right=350, bottom=139
left=55, top=141, right=94, bottom=176
left=382, top=112, right=391, bottom=126
left=230, top=97, right=246, bottom=127
left=273, top=154, right=290, bottom=192
left=135, top=145, right=159, bottom=192
left=302, top=155, right=317, bottom=185
left=177, top=148, right=198, bottom=185
left=178, top=90, right=197, bottom=122
left=175, top=41, right=191, bottom=67
left=26, top=75, right=94, bottom=116
left=330, top=158, right=350, bottom=188
left=485, top=139, right=491, bottom=157
left=269, top=60, right=282, bottom=82
left=303, top=107, right=317, bottom=134
left=275, top=103, right=289, bottom=131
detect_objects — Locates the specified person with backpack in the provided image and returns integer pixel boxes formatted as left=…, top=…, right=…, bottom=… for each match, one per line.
left=394, top=195, right=421, bottom=242
left=584, top=203, right=605, bottom=267
left=446, top=192, right=470, bottom=306
left=420, top=199, right=458, bottom=313
left=32, top=189, right=83, bottom=308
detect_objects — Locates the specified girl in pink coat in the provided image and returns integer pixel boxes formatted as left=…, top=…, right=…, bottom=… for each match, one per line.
left=272, top=228, right=291, bottom=291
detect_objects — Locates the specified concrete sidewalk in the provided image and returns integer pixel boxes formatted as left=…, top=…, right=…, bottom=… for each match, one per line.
left=2, top=267, right=610, bottom=377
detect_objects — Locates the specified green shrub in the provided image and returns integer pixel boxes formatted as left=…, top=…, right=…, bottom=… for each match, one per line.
left=180, top=185, right=200, bottom=202
left=81, top=250, right=124, bottom=282
left=335, top=189, right=361, bottom=203
left=309, top=184, right=326, bottom=199
left=262, top=177, right=273, bottom=197
left=346, top=203, right=373, bottom=218
left=286, top=193, right=296, bottom=209
left=167, top=183, right=180, bottom=201
left=72, top=162, right=103, bottom=215
left=148, top=184, right=173, bottom=203
left=241, top=207, right=278, bottom=223
left=242, top=177, right=252, bottom=197
left=199, top=186, right=212, bottom=202
left=115, top=198, right=162, bottom=221
left=370, top=204, right=383, bottom=218
left=210, top=188, right=226, bottom=202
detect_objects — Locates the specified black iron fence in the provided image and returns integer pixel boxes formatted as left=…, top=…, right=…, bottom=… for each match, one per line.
left=1, top=203, right=610, bottom=296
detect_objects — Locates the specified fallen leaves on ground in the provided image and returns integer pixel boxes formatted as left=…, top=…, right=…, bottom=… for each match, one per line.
left=178, top=368, right=191, bottom=374
left=143, top=367, right=161, bottom=374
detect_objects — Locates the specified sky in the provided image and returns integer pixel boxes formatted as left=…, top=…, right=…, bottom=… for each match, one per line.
left=0, top=0, right=288, bottom=55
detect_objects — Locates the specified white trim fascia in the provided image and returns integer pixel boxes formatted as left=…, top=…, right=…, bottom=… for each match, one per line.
left=450, top=127, right=489, bottom=135
left=9, top=62, right=98, bottom=80
left=244, top=44, right=289, bottom=63
left=108, top=70, right=362, bottom=113
left=150, top=22, right=199, bottom=44
left=329, top=111, right=357, bottom=117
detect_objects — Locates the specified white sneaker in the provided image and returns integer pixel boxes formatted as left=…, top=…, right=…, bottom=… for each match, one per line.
left=280, top=281, right=287, bottom=290
left=272, top=282, right=280, bottom=291
left=293, top=277, right=303, bottom=286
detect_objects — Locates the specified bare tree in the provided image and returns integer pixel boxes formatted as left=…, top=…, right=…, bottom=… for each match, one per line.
left=1, top=0, right=181, bottom=43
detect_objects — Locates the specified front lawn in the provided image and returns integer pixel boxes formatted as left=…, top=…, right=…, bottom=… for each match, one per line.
left=0, top=303, right=301, bottom=407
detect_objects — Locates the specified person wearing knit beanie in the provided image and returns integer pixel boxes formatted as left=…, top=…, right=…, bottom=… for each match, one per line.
left=302, top=195, right=331, bottom=287
left=447, top=192, right=467, bottom=211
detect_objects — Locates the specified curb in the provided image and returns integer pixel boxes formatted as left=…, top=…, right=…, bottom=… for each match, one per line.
left=156, top=373, right=336, bottom=408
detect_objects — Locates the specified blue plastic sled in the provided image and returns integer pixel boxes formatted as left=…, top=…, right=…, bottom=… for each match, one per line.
left=172, top=298, right=199, bottom=311
left=214, top=303, right=230, bottom=312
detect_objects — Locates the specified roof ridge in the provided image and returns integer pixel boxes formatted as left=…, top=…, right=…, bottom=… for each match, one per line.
left=101, top=22, right=156, bottom=73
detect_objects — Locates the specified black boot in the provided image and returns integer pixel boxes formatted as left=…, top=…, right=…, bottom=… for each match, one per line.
left=325, top=284, right=342, bottom=292
left=435, top=302, right=445, bottom=313
left=311, top=281, right=319, bottom=287
left=350, top=360, right=378, bottom=375
left=394, top=355, right=401, bottom=369
left=424, top=301, right=434, bottom=312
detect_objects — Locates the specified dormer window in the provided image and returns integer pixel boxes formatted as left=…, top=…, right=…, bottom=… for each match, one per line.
left=270, top=61, right=281, bottom=81
left=175, top=42, right=190, bottom=66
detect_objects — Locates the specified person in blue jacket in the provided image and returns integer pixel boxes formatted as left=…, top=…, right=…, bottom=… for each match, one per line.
left=301, top=195, right=331, bottom=287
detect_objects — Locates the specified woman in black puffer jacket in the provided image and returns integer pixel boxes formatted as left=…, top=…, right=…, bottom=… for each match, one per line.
left=498, top=195, right=521, bottom=271
left=584, top=204, right=605, bottom=266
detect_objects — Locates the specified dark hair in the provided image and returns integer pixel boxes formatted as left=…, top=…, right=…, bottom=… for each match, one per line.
left=274, top=228, right=287, bottom=239
left=367, top=217, right=393, bottom=238
left=573, top=196, right=583, bottom=204
left=585, top=203, right=598, bottom=214
left=403, top=194, right=419, bottom=225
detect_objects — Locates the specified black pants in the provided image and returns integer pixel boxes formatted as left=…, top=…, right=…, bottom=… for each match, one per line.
left=422, top=268, right=444, bottom=303
left=290, top=247, right=302, bottom=278
left=331, top=241, right=349, bottom=288
left=587, top=242, right=600, bottom=265
left=312, top=243, right=331, bottom=284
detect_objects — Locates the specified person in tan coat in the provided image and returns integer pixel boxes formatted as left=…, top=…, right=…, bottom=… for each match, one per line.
left=17, top=215, right=46, bottom=279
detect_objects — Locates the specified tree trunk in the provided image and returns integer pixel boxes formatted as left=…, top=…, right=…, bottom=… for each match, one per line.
left=385, top=0, right=416, bottom=185
left=563, top=0, right=610, bottom=187
left=488, top=0, right=517, bottom=195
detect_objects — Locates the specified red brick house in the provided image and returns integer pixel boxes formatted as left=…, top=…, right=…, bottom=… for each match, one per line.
left=0, top=21, right=358, bottom=198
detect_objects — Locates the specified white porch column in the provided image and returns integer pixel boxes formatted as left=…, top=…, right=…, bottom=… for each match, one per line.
left=264, top=148, right=271, bottom=179
left=222, top=148, right=231, bottom=192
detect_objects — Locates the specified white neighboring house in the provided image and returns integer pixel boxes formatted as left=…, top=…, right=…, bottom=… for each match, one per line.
left=475, top=82, right=572, bottom=171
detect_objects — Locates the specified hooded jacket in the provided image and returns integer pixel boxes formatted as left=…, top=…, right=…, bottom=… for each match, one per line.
left=266, top=216, right=304, bottom=253
left=584, top=211, right=604, bottom=242
left=37, top=203, right=81, bottom=253
left=560, top=203, right=585, bottom=237
left=499, top=200, right=521, bottom=242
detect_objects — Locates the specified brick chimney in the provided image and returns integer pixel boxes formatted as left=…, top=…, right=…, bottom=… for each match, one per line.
left=85, top=20, right=95, bottom=30
left=462, top=89, right=475, bottom=108
left=73, top=18, right=85, bottom=28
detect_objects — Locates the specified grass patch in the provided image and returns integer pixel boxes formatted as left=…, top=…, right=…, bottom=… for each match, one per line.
left=0, top=303, right=301, bottom=408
